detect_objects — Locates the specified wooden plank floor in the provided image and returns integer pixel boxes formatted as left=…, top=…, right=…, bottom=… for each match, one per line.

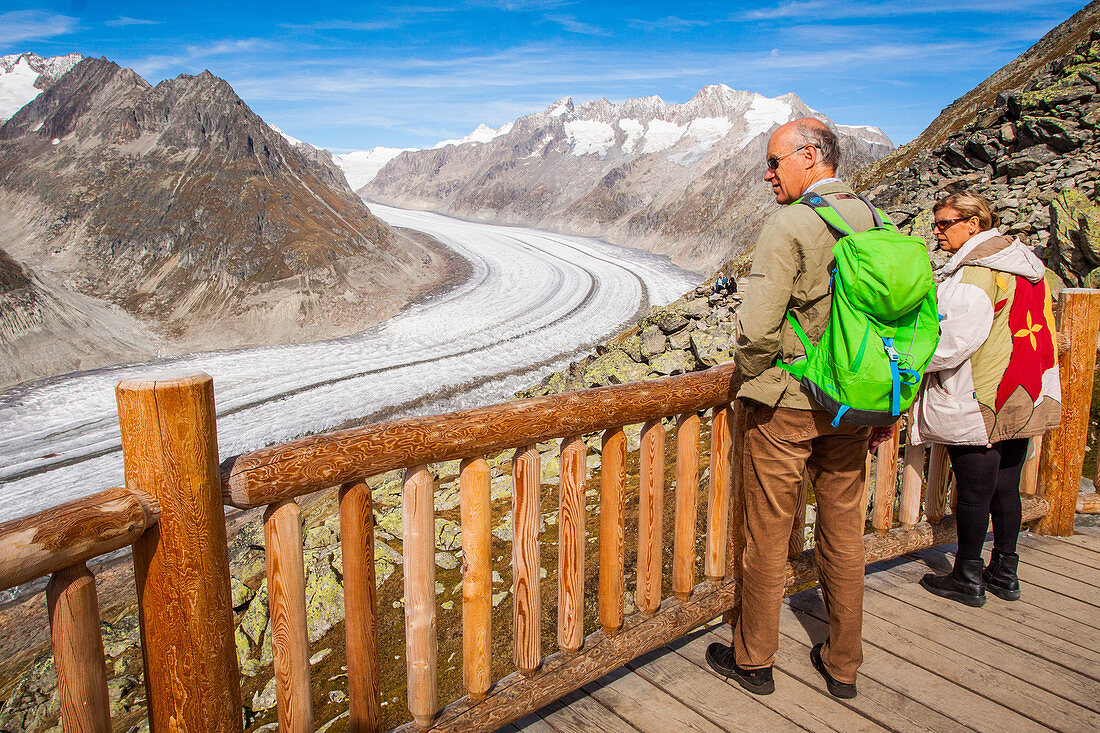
left=500, top=530, right=1100, bottom=732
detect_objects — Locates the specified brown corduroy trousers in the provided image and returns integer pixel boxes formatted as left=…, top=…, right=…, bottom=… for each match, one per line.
left=733, top=405, right=870, bottom=684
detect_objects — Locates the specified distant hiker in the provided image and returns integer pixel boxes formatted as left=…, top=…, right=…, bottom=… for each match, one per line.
left=706, top=118, right=891, bottom=700
left=913, top=191, right=1060, bottom=606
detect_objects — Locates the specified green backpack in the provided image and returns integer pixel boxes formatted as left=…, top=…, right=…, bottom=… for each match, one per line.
left=778, top=192, right=940, bottom=427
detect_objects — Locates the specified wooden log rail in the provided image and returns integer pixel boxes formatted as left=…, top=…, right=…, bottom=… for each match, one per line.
left=225, top=362, right=743, bottom=730
left=0, top=487, right=161, bottom=732
left=0, top=289, right=1096, bottom=733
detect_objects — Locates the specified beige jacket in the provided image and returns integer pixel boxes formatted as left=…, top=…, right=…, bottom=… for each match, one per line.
left=735, top=181, right=878, bottom=409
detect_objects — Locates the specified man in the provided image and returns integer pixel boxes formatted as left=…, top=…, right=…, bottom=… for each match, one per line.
left=705, top=118, right=892, bottom=699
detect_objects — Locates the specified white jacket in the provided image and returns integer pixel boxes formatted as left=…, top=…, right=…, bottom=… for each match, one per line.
left=910, top=229, right=1061, bottom=446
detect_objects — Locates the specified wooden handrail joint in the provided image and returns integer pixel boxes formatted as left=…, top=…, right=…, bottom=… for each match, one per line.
left=0, top=486, right=160, bottom=592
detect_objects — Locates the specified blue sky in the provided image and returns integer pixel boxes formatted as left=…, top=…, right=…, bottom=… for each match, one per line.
left=0, top=1, right=1088, bottom=152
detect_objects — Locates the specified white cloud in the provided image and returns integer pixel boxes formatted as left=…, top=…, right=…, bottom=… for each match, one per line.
left=627, top=16, right=715, bottom=32
left=743, top=0, right=1073, bottom=20
left=0, top=10, right=78, bottom=45
left=543, top=14, right=611, bottom=37
left=106, top=16, right=161, bottom=27
left=280, top=19, right=406, bottom=32
left=129, top=39, right=270, bottom=78
left=467, top=0, right=576, bottom=10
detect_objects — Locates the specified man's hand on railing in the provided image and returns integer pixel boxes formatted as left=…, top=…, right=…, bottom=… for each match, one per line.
left=868, top=424, right=896, bottom=453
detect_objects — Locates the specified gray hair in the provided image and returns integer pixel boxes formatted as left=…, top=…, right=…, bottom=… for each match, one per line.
left=794, top=120, right=841, bottom=171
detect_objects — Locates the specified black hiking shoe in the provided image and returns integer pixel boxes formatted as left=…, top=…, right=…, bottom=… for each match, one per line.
left=920, top=556, right=987, bottom=607
left=983, top=549, right=1021, bottom=601
left=810, top=642, right=857, bottom=699
left=705, top=642, right=774, bottom=695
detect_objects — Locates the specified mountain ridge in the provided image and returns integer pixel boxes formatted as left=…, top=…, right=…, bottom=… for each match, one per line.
left=361, top=85, right=892, bottom=273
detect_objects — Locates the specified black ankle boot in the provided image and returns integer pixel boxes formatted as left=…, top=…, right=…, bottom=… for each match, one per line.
left=983, top=550, right=1021, bottom=601
left=705, top=642, right=775, bottom=695
left=920, top=557, right=986, bottom=607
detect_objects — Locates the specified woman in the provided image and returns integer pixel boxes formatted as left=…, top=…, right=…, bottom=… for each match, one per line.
left=910, top=191, right=1060, bottom=607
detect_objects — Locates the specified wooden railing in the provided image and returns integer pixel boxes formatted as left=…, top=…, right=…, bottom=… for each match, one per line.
left=1, top=288, right=1098, bottom=733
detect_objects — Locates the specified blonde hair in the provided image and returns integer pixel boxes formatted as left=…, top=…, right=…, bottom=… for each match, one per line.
left=933, top=191, right=1000, bottom=231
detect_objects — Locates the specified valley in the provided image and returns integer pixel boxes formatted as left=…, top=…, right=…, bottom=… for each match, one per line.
left=0, top=203, right=699, bottom=522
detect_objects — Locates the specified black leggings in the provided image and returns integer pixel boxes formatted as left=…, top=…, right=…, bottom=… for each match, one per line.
left=946, top=438, right=1029, bottom=561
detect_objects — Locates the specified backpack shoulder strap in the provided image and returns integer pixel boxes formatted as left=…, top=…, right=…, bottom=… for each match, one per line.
left=799, top=192, right=857, bottom=236
left=801, top=191, right=898, bottom=234
left=853, top=193, right=898, bottom=231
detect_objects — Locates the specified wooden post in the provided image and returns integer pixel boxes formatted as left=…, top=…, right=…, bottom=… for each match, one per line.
left=872, top=424, right=901, bottom=534
left=637, top=420, right=666, bottom=615
left=115, top=373, right=242, bottom=732
left=599, top=428, right=626, bottom=636
left=860, top=452, right=873, bottom=522
left=558, top=437, right=586, bottom=653
left=724, top=402, right=748, bottom=629
left=925, top=443, right=951, bottom=523
left=788, top=476, right=808, bottom=560
left=1037, top=288, right=1100, bottom=535
left=512, top=446, right=542, bottom=675
left=705, top=405, right=732, bottom=581
left=1019, top=436, right=1042, bottom=496
left=264, top=499, right=313, bottom=733
left=404, top=465, right=438, bottom=729
left=47, top=563, right=110, bottom=733
left=340, top=481, right=382, bottom=732
left=460, top=458, right=492, bottom=701
left=673, top=413, right=700, bottom=601
left=899, top=443, right=926, bottom=526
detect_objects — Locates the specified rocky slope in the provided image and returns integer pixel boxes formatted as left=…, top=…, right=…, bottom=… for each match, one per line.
left=363, top=86, right=893, bottom=273
left=862, top=21, right=1100, bottom=290
left=0, top=247, right=157, bottom=386
left=854, top=1, right=1100, bottom=188
left=0, top=58, right=457, bottom=388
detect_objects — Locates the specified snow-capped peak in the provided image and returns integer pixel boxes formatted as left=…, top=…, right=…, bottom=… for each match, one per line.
left=836, top=123, right=893, bottom=147
left=432, top=121, right=513, bottom=149
left=546, top=98, right=574, bottom=117
left=0, top=51, right=83, bottom=121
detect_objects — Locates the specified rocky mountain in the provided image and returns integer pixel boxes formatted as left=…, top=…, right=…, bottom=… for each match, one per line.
left=0, top=57, right=457, bottom=388
left=362, top=86, right=893, bottom=273
left=0, top=52, right=82, bottom=120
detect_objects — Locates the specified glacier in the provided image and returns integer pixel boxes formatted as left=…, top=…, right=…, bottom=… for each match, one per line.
left=0, top=204, right=700, bottom=521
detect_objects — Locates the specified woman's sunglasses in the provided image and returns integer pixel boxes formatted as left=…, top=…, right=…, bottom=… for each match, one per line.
left=931, top=216, right=972, bottom=232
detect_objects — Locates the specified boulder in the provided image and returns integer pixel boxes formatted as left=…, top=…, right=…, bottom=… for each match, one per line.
left=656, top=311, right=689, bottom=334
left=304, top=551, right=344, bottom=643
left=670, top=331, right=691, bottom=350
left=998, top=147, right=1057, bottom=179
left=674, top=298, right=711, bottom=320
left=690, top=330, right=735, bottom=368
left=618, top=334, right=643, bottom=362
left=1048, top=188, right=1100, bottom=285
left=435, top=518, right=462, bottom=551
left=649, top=350, right=696, bottom=376
left=639, top=327, right=667, bottom=359
left=583, top=349, right=650, bottom=386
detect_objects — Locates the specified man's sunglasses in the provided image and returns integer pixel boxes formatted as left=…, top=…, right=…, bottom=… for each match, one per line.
left=766, top=144, right=813, bottom=170
left=931, top=216, right=972, bottom=232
